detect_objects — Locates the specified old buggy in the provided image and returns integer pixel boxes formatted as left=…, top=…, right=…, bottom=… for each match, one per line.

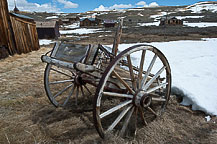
left=41, top=19, right=171, bottom=138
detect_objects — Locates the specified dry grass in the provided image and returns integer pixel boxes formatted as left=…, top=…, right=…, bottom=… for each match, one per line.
left=0, top=45, right=217, bottom=144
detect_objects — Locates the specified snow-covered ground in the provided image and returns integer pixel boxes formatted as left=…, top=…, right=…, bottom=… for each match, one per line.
left=64, top=23, right=80, bottom=29
left=59, top=28, right=102, bottom=35
left=39, top=39, right=54, bottom=45
left=138, top=21, right=217, bottom=27
left=46, top=16, right=59, bottom=19
left=107, top=38, right=217, bottom=116
left=138, top=21, right=159, bottom=26
left=184, top=22, right=217, bottom=27
left=175, top=16, right=204, bottom=19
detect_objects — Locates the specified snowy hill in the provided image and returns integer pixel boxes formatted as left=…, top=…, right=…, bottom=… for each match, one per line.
left=185, top=1, right=217, bottom=13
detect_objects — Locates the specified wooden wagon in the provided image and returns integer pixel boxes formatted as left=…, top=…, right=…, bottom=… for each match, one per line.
left=41, top=19, right=171, bottom=138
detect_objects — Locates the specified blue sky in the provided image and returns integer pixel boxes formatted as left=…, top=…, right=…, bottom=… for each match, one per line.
left=8, top=0, right=217, bottom=13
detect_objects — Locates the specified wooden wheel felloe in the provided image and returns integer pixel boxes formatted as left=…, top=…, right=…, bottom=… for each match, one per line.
left=93, top=44, right=171, bottom=138
left=44, top=64, right=91, bottom=107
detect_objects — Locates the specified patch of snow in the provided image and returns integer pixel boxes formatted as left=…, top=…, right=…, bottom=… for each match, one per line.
left=106, top=38, right=217, bottom=116
left=64, top=23, right=80, bottom=29
left=175, top=16, right=204, bottom=19
left=138, top=21, right=159, bottom=26
left=46, top=16, right=58, bottom=19
left=60, top=28, right=102, bottom=35
left=39, top=39, right=54, bottom=45
left=184, top=22, right=217, bottom=27
left=150, top=12, right=167, bottom=19
left=205, top=116, right=211, bottom=121
left=138, top=13, right=144, bottom=17
left=65, top=35, right=88, bottom=38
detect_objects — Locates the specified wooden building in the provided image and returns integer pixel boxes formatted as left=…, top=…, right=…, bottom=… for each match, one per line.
left=0, top=0, right=39, bottom=59
left=10, top=13, right=39, bottom=54
left=103, top=19, right=117, bottom=28
left=36, top=21, right=60, bottom=39
left=67, top=16, right=80, bottom=23
left=80, top=18, right=102, bottom=27
left=159, top=16, right=183, bottom=26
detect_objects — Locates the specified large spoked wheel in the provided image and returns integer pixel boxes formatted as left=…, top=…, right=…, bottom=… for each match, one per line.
left=93, top=45, right=171, bottom=138
left=44, top=64, right=92, bottom=107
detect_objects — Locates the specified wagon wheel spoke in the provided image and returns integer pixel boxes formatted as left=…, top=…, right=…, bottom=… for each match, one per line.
left=143, top=66, right=166, bottom=91
left=54, top=83, right=73, bottom=98
left=146, top=82, right=168, bottom=94
left=120, top=107, right=135, bottom=137
left=80, top=85, right=85, bottom=97
left=83, top=84, right=92, bottom=95
left=100, top=100, right=132, bottom=119
left=102, top=92, right=133, bottom=98
left=146, top=106, right=158, bottom=117
left=75, top=85, right=79, bottom=105
left=70, top=71, right=76, bottom=76
left=138, top=50, right=146, bottom=88
left=139, top=107, right=147, bottom=126
left=106, top=105, right=133, bottom=132
left=127, top=55, right=137, bottom=91
left=112, top=71, right=134, bottom=94
left=63, top=84, right=76, bottom=106
left=134, top=107, right=138, bottom=136
left=49, top=79, right=74, bottom=85
left=50, top=67, right=73, bottom=78
left=141, top=54, right=157, bottom=89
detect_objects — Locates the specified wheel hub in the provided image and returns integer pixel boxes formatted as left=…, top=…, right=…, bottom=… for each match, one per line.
left=133, top=90, right=152, bottom=108
left=74, top=74, right=85, bottom=86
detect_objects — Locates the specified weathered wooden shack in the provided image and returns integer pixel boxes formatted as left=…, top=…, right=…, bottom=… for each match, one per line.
left=159, top=16, right=183, bottom=26
left=36, top=21, right=60, bottom=39
left=0, top=0, right=39, bottom=59
left=80, top=18, right=102, bottom=27
left=103, top=19, right=117, bottom=28
left=10, top=13, right=39, bottom=54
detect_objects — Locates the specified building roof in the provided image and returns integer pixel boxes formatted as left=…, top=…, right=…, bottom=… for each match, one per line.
left=66, top=16, right=79, bottom=19
left=160, top=16, right=180, bottom=21
left=80, top=18, right=96, bottom=22
left=36, top=21, right=57, bottom=28
left=11, top=13, right=33, bottom=20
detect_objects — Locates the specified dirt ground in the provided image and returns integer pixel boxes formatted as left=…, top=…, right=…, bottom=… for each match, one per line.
left=0, top=45, right=217, bottom=144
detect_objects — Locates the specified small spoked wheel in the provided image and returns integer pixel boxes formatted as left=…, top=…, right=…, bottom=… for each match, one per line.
left=44, top=64, right=92, bottom=107
left=93, top=45, right=171, bottom=138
